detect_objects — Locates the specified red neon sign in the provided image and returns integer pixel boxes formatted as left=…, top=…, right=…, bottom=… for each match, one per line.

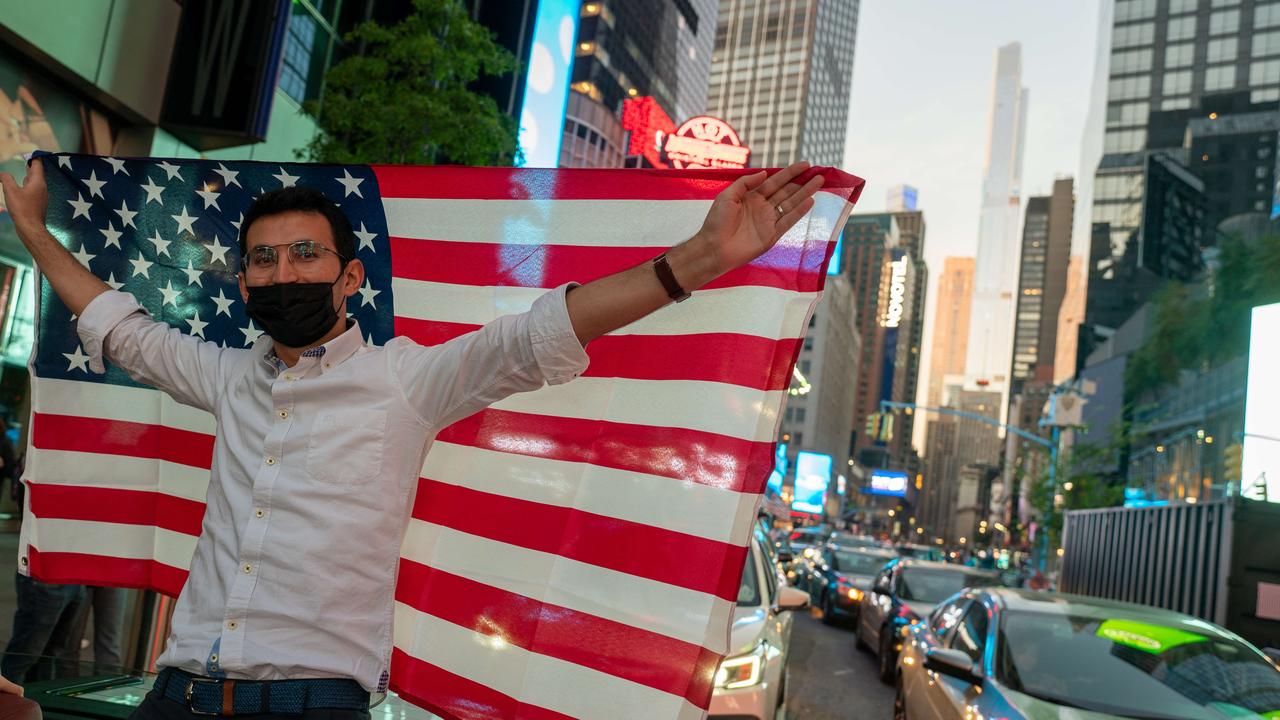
left=620, top=97, right=751, bottom=170
left=621, top=96, right=675, bottom=169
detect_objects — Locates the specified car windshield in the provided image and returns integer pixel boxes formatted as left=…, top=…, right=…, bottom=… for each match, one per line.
left=833, top=550, right=891, bottom=576
left=997, top=610, right=1280, bottom=719
left=737, top=550, right=761, bottom=606
left=897, top=567, right=997, bottom=603
left=830, top=533, right=880, bottom=549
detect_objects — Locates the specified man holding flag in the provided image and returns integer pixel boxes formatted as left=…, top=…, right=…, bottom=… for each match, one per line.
left=0, top=157, right=826, bottom=720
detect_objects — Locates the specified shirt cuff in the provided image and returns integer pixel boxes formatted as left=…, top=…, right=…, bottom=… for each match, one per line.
left=528, top=283, right=590, bottom=385
left=76, top=290, right=145, bottom=374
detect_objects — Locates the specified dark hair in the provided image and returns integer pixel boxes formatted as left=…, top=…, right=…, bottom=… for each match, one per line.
left=238, top=187, right=356, bottom=263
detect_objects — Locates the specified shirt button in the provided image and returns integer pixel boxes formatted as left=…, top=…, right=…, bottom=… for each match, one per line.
left=278, top=410, right=289, bottom=420
left=255, top=509, right=265, bottom=518
left=227, top=621, right=238, bottom=630
left=243, top=564, right=252, bottom=574
left=210, top=654, right=218, bottom=662
left=266, top=456, right=276, bottom=466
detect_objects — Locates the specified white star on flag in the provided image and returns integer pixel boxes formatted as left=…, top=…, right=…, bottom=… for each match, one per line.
left=273, top=167, right=299, bottom=188
left=182, top=261, right=204, bottom=287
left=357, top=280, right=380, bottom=308
left=63, top=346, right=91, bottom=373
left=115, top=199, right=137, bottom=229
left=240, top=320, right=264, bottom=346
left=157, top=160, right=183, bottom=182
left=205, top=236, right=232, bottom=265
left=141, top=176, right=166, bottom=205
left=213, top=163, right=241, bottom=188
left=128, top=255, right=153, bottom=279
left=83, top=170, right=106, bottom=199
left=71, top=243, right=94, bottom=268
left=211, top=289, right=236, bottom=317
left=336, top=169, right=364, bottom=198
left=158, top=280, right=181, bottom=308
left=68, top=193, right=92, bottom=221
left=186, top=312, right=209, bottom=339
left=105, top=272, right=124, bottom=291
left=196, top=184, right=221, bottom=210
left=100, top=223, right=122, bottom=249
left=103, top=157, right=130, bottom=175
left=56, top=155, right=72, bottom=170
left=172, top=206, right=198, bottom=236
left=354, top=222, right=377, bottom=252
left=146, top=230, right=172, bottom=258
left=231, top=213, right=243, bottom=232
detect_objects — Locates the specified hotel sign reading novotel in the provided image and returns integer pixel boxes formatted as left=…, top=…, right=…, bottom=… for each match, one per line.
left=882, top=255, right=909, bottom=328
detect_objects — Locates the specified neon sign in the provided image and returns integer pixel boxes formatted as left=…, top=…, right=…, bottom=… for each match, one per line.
left=882, top=255, right=909, bottom=328
left=621, top=98, right=751, bottom=170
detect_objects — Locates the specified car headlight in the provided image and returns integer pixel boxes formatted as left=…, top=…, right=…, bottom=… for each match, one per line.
left=803, top=548, right=816, bottom=558
left=714, top=644, right=766, bottom=690
left=847, top=587, right=863, bottom=601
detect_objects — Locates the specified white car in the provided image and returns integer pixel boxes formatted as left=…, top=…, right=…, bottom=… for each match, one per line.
left=709, top=525, right=810, bottom=719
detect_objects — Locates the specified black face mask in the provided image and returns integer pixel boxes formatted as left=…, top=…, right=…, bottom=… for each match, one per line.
left=244, top=276, right=344, bottom=348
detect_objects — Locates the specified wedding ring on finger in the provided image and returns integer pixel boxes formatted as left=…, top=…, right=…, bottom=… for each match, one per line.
left=775, top=204, right=785, bottom=218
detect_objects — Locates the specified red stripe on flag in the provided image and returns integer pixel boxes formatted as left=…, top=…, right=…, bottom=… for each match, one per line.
left=389, top=238, right=827, bottom=293
left=389, top=647, right=575, bottom=720
left=413, top=479, right=749, bottom=601
left=396, top=560, right=720, bottom=707
left=27, top=483, right=205, bottom=536
left=26, top=546, right=187, bottom=597
left=434, top=408, right=774, bottom=494
left=32, top=413, right=214, bottom=469
left=394, top=317, right=798, bottom=391
left=373, top=164, right=864, bottom=201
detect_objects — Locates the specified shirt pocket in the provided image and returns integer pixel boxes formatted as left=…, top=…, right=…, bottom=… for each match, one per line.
left=307, top=410, right=388, bottom=484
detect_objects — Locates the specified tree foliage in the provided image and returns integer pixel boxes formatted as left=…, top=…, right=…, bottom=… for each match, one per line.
left=302, top=0, right=521, bottom=166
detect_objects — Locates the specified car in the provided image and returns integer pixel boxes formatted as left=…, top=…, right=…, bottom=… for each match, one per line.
left=855, top=559, right=1005, bottom=683
left=893, top=543, right=946, bottom=562
left=895, top=587, right=1280, bottom=720
left=827, top=531, right=885, bottom=550
left=709, top=523, right=810, bottom=719
left=787, top=526, right=831, bottom=556
left=802, top=545, right=896, bottom=626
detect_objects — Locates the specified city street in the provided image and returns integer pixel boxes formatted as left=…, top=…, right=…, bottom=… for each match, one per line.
left=784, top=608, right=895, bottom=720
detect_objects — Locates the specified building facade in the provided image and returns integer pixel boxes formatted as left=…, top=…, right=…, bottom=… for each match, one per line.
left=1010, top=178, right=1074, bottom=398
left=925, top=257, right=975, bottom=410
left=706, top=0, right=859, bottom=167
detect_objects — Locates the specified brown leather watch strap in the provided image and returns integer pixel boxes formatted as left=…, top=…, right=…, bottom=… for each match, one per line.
left=652, top=252, right=691, bottom=303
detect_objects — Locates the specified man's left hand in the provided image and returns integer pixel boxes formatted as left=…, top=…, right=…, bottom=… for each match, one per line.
left=690, top=161, right=826, bottom=277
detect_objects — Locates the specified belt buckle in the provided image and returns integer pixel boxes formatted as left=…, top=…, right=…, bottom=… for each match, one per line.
left=184, top=678, right=223, bottom=716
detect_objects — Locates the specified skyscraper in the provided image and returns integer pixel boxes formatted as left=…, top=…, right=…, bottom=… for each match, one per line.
left=926, top=257, right=975, bottom=410
left=706, top=0, right=859, bottom=167
left=1009, top=177, right=1074, bottom=398
left=965, top=43, right=1028, bottom=410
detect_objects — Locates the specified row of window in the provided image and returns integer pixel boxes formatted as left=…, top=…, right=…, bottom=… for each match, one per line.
left=1113, top=7, right=1262, bottom=48
left=1114, top=32, right=1280, bottom=81
left=1115, top=0, right=1249, bottom=22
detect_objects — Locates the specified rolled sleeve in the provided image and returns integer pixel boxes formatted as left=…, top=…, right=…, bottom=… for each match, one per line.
left=528, top=283, right=590, bottom=385
left=76, top=290, right=146, bottom=374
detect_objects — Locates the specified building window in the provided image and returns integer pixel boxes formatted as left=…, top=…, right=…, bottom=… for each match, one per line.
left=804, top=336, right=814, bottom=350
left=1209, top=9, right=1240, bottom=35
left=1205, top=64, right=1237, bottom=91
left=1207, top=37, right=1238, bottom=63
left=1255, top=30, right=1280, bottom=56
left=1109, top=75, right=1152, bottom=99
left=1211, top=0, right=1241, bottom=6
left=279, top=3, right=337, bottom=105
left=1115, top=0, right=1157, bottom=21
left=1104, top=128, right=1147, bottom=153
left=1163, top=69, right=1193, bottom=94
left=1167, top=16, right=1197, bottom=42
left=795, top=407, right=807, bottom=423
left=1168, top=0, right=1197, bottom=12
left=1163, top=42, right=1194, bottom=68
left=1107, top=101, right=1149, bottom=126
left=1162, top=96, right=1193, bottom=109
left=1113, top=22, right=1155, bottom=48
left=1111, top=48, right=1154, bottom=74
left=1253, top=88, right=1280, bottom=102
left=1250, top=59, right=1280, bottom=86
left=1258, top=2, right=1280, bottom=29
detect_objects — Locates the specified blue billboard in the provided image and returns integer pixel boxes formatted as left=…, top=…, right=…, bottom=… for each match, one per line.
left=827, top=230, right=844, bottom=275
left=517, top=0, right=579, bottom=167
left=767, top=442, right=788, bottom=496
left=791, top=451, right=832, bottom=515
left=863, top=470, right=908, bottom=497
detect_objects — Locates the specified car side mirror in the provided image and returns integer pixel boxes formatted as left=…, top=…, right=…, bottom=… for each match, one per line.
left=924, top=648, right=982, bottom=686
left=773, top=586, right=810, bottom=612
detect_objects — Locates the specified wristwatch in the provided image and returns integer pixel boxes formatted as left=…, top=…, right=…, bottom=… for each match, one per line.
left=652, top=252, right=691, bottom=303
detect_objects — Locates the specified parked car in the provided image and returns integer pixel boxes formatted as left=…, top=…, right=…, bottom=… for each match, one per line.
left=787, top=526, right=831, bottom=557
left=856, top=559, right=1005, bottom=683
left=827, top=532, right=884, bottom=550
left=893, top=543, right=946, bottom=562
left=709, top=523, right=810, bottom=719
left=895, top=587, right=1280, bottom=720
left=804, top=546, right=897, bottom=626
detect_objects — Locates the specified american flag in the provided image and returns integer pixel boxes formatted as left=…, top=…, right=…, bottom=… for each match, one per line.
left=21, top=153, right=862, bottom=719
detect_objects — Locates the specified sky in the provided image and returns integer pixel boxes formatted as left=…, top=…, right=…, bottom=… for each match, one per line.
left=839, top=0, right=1104, bottom=446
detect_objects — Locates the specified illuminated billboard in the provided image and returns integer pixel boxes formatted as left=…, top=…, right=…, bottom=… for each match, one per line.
left=1243, top=302, right=1280, bottom=502
left=516, top=0, right=579, bottom=167
left=864, top=470, right=909, bottom=497
left=766, top=442, right=788, bottom=496
left=791, top=451, right=832, bottom=515
left=620, top=97, right=751, bottom=170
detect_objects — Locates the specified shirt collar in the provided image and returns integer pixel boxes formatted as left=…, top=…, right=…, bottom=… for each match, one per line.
left=259, top=320, right=365, bottom=375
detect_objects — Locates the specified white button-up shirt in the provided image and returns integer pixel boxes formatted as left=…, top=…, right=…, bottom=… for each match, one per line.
left=75, top=285, right=589, bottom=692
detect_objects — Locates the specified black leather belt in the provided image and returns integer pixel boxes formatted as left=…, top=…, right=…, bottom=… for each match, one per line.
left=153, top=667, right=370, bottom=716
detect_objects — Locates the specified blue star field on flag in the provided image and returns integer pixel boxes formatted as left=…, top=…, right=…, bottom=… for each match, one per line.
left=34, top=153, right=395, bottom=389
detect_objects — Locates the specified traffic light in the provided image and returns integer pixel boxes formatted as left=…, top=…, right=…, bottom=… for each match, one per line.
left=1223, top=443, right=1243, bottom=483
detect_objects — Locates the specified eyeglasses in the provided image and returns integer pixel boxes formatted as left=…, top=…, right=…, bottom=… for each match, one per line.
left=241, top=240, right=345, bottom=272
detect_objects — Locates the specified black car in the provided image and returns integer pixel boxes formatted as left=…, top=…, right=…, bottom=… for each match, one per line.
left=855, top=559, right=1005, bottom=683
left=798, top=546, right=896, bottom=627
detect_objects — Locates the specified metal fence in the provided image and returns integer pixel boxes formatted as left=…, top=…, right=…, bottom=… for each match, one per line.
left=1060, top=500, right=1232, bottom=625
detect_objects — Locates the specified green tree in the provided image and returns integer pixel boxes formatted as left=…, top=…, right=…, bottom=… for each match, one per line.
left=302, top=0, right=521, bottom=166
left=1028, top=427, right=1128, bottom=552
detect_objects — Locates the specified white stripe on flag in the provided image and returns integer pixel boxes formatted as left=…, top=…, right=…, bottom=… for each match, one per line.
left=26, top=448, right=211, bottom=503
left=400, top=521, right=734, bottom=653
left=422, top=443, right=759, bottom=546
left=32, top=377, right=215, bottom=434
left=489, top=377, right=783, bottom=442
left=28, top=518, right=197, bottom=569
left=392, top=279, right=817, bottom=339
left=393, top=602, right=709, bottom=720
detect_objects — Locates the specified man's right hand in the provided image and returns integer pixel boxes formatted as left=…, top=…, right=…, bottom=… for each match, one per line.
left=0, top=157, right=49, bottom=234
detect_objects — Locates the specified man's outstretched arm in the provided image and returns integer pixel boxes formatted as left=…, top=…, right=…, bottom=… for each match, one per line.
left=0, top=159, right=110, bottom=316
left=564, top=161, right=825, bottom=345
